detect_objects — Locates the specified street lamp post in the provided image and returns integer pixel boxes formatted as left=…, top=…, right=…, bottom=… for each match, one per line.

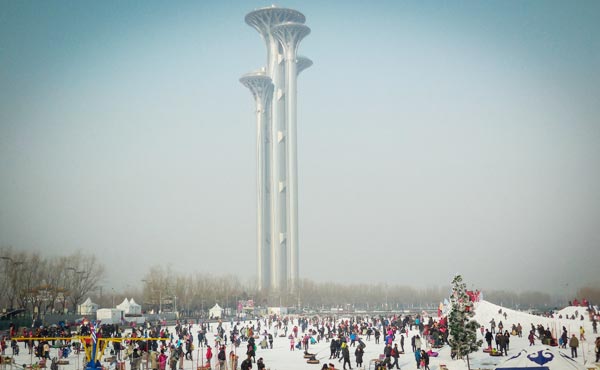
left=67, top=267, right=85, bottom=314
left=2, top=256, right=24, bottom=309
left=142, top=280, right=162, bottom=314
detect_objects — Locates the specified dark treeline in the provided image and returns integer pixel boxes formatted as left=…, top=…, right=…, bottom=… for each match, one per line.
left=2, top=248, right=595, bottom=316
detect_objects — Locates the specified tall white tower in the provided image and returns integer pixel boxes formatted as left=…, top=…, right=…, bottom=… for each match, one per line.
left=242, top=7, right=311, bottom=294
left=239, top=71, right=274, bottom=292
left=271, top=22, right=310, bottom=293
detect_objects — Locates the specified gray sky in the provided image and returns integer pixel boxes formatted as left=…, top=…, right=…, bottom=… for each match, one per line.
left=1, top=0, right=599, bottom=294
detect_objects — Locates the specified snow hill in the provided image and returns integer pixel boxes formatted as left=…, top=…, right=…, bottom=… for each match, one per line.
left=473, top=300, right=592, bottom=339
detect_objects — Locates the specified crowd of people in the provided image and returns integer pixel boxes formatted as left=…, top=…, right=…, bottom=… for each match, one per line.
left=1, top=298, right=598, bottom=370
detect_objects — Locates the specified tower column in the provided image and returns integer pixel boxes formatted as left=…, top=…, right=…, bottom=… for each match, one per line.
left=268, top=38, right=287, bottom=292
left=272, top=22, right=311, bottom=293
left=240, top=72, right=274, bottom=292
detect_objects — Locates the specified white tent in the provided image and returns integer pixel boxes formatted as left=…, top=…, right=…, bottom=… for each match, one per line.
left=209, top=304, right=224, bottom=319
left=128, top=298, right=142, bottom=315
left=78, top=297, right=99, bottom=315
left=495, top=346, right=586, bottom=370
left=116, top=298, right=130, bottom=312
left=116, top=298, right=142, bottom=315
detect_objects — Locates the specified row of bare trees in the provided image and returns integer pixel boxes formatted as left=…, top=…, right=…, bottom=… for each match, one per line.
left=0, top=248, right=104, bottom=317
left=140, top=266, right=253, bottom=315
left=138, top=266, right=454, bottom=313
left=139, top=269, right=586, bottom=313
left=2, top=248, right=587, bottom=317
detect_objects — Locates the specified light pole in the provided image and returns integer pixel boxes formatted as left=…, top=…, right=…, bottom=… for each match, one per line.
left=142, top=280, right=162, bottom=314
left=2, top=256, right=24, bottom=309
left=67, top=268, right=85, bottom=314
left=142, top=279, right=151, bottom=313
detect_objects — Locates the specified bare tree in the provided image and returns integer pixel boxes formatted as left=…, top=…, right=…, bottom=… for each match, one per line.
left=66, top=252, right=105, bottom=311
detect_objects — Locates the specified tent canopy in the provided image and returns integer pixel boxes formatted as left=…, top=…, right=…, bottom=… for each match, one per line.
left=78, top=297, right=99, bottom=314
left=80, top=297, right=97, bottom=307
left=495, top=346, right=586, bottom=370
left=116, top=298, right=130, bottom=310
left=209, top=304, right=224, bottom=318
left=128, top=298, right=142, bottom=314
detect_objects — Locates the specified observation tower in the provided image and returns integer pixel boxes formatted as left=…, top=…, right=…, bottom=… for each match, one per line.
left=241, top=6, right=311, bottom=294
left=239, top=70, right=274, bottom=292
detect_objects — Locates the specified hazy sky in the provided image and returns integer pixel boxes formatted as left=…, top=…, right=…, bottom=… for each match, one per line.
left=1, top=0, right=599, bottom=295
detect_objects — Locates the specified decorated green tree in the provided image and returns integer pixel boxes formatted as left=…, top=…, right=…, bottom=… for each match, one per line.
left=448, top=274, right=483, bottom=370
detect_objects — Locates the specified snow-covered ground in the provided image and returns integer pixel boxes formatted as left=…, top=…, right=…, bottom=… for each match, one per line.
left=4, top=300, right=599, bottom=370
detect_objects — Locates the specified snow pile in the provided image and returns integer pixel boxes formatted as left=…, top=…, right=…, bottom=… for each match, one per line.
left=473, top=300, right=556, bottom=331
left=556, top=305, right=591, bottom=320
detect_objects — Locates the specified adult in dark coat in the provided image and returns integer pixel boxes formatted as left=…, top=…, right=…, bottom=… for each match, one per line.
left=354, top=346, right=363, bottom=368
left=329, top=338, right=337, bottom=359
left=390, top=344, right=400, bottom=369
left=341, top=344, right=351, bottom=370
left=485, top=329, right=493, bottom=348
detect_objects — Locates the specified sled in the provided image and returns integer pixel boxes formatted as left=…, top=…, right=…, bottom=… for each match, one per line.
left=310, top=337, right=317, bottom=345
left=57, top=360, right=70, bottom=365
left=306, top=359, right=320, bottom=364
left=368, top=359, right=387, bottom=370
left=482, top=348, right=492, bottom=353
left=426, top=351, right=438, bottom=357
left=489, top=351, right=503, bottom=357
left=303, top=353, right=315, bottom=359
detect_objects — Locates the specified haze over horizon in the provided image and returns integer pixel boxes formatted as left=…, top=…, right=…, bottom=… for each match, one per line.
left=1, top=1, right=599, bottom=295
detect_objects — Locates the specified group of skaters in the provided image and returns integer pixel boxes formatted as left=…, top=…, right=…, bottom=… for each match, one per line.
left=307, top=314, right=441, bottom=370
left=156, top=313, right=437, bottom=370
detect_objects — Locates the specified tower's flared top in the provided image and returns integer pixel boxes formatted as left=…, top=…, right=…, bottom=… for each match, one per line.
left=240, top=70, right=274, bottom=103
left=245, top=6, right=306, bottom=36
left=271, top=22, right=311, bottom=54
left=296, top=56, right=313, bottom=75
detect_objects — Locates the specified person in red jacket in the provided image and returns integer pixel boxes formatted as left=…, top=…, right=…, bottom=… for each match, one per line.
left=205, top=345, right=213, bottom=367
left=158, top=350, right=167, bottom=370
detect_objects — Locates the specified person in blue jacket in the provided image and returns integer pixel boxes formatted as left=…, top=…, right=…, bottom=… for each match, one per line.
left=414, top=349, right=422, bottom=369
